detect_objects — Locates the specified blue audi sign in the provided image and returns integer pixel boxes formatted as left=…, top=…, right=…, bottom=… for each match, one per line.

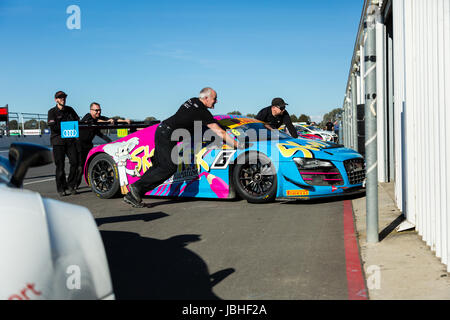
left=61, top=121, right=79, bottom=138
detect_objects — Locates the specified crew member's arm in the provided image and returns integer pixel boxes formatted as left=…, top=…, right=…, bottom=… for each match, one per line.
left=255, top=108, right=268, bottom=123
left=70, top=108, right=80, bottom=122
left=117, top=118, right=131, bottom=124
left=207, top=123, right=239, bottom=149
left=47, top=109, right=60, bottom=134
left=98, top=117, right=131, bottom=125
left=283, top=113, right=298, bottom=138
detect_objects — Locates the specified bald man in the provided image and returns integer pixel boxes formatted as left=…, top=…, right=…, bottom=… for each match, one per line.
left=124, top=87, right=240, bottom=207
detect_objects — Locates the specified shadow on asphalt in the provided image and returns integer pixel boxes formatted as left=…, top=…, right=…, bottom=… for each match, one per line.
left=379, top=214, right=405, bottom=241
left=95, top=212, right=169, bottom=227
left=100, top=231, right=235, bottom=300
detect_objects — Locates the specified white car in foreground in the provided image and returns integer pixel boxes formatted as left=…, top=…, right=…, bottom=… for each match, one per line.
left=0, top=143, right=114, bottom=300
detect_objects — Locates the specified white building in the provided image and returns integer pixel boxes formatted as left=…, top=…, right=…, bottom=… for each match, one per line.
left=342, top=0, right=450, bottom=270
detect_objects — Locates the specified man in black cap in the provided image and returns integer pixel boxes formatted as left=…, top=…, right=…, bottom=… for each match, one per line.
left=75, top=102, right=131, bottom=188
left=47, top=91, right=80, bottom=196
left=124, top=87, right=242, bottom=208
left=255, top=98, right=298, bottom=138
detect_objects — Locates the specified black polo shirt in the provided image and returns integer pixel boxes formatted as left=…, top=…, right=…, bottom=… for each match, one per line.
left=47, top=105, right=79, bottom=145
left=163, top=98, right=217, bottom=133
left=255, top=106, right=298, bottom=138
left=79, top=113, right=111, bottom=145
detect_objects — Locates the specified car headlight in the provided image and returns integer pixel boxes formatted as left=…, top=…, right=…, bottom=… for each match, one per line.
left=293, top=158, right=334, bottom=169
left=293, top=158, right=344, bottom=186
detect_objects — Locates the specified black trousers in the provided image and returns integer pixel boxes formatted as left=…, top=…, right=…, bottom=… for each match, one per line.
left=52, top=142, right=79, bottom=192
left=75, top=141, right=93, bottom=188
left=133, top=123, right=178, bottom=196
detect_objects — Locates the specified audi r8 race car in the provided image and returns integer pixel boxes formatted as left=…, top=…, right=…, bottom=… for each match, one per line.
left=83, top=115, right=365, bottom=203
left=0, top=143, right=114, bottom=300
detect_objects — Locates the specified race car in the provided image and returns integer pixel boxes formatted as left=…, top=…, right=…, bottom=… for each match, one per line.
left=0, top=143, right=114, bottom=300
left=294, top=124, right=338, bottom=143
left=83, top=115, right=365, bottom=203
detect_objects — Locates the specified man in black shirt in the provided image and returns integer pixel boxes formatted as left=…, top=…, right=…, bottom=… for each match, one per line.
left=326, top=121, right=334, bottom=132
left=255, top=98, right=298, bottom=138
left=47, top=91, right=79, bottom=196
left=124, top=87, right=240, bottom=208
left=75, top=102, right=131, bottom=188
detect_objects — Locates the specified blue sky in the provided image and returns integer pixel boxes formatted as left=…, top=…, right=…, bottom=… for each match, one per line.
left=0, top=0, right=363, bottom=123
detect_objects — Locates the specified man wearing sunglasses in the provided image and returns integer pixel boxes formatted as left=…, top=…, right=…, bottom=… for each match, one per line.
left=75, top=102, right=131, bottom=189
left=255, top=98, right=298, bottom=138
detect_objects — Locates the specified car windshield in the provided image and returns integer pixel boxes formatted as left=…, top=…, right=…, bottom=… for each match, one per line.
left=306, top=126, right=321, bottom=131
left=218, top=118, right=292, bottom=141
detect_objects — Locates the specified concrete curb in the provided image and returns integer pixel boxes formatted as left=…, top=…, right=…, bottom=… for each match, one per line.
left=352, top=182, right=450, bottom=299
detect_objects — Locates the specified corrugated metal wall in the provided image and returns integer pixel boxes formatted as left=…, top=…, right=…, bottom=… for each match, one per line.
left=402, top=0, right=450, bottom=268
left=344, top=0, right=450, bottom=271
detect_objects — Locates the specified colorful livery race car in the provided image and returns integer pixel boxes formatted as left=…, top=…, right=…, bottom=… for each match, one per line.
left=84, top=116, right=365, bottom=203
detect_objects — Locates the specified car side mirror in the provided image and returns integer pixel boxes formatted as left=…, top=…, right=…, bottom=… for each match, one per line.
left=8, top=143, right=53, bottom=188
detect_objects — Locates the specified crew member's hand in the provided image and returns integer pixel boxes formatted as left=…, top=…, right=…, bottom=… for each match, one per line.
left=108, top=119, right=115, bottom=124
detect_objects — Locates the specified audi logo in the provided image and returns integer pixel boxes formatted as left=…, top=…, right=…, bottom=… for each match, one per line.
left=63, top=129, right=78, bottom=138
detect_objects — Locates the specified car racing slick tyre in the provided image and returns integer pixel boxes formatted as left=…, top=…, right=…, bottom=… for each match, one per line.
left=87, top=153, right=120, bottom=199
left=232, top=152, right=277, bottom=204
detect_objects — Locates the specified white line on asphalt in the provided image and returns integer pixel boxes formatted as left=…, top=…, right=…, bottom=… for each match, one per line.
left=23, top=178, right=55, bottom=186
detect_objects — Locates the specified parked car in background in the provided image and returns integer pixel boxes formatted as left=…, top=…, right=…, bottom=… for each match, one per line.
left=293, top=123, right=339, bottom=143
left=279, top=124, right=322, bottom=141
left=0, top=143, right=114, bottom=300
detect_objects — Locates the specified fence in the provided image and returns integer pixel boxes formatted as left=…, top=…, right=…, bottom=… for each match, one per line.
left=1, top=112, right=48, bottom=136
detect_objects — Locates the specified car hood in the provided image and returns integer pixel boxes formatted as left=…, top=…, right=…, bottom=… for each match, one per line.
left=249, top=137, right=362, bottom=162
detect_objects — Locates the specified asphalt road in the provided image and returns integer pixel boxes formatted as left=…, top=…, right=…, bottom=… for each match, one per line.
left=22, top=161, right=364, bottom=300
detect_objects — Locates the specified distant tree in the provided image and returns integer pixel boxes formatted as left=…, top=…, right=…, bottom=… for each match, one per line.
left=290, top=114, right=298, bottom=123
left=246, top=113, right=257, bottom=118
left=322, top=108, right=343, bottom=124
left=8, top=120, right=18, bottom=130
left=39, top=121, right=48, bottom=130
left=298, top=114, right=311, bottom=123
left=145, top=116, right=157, bottom=122
left=24, top=119, right=38, bottom=129
left=227, top=111, right=242, bottom=115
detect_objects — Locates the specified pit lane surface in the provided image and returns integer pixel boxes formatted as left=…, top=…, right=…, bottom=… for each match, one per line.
left=23, top=162, right=364, bottom=300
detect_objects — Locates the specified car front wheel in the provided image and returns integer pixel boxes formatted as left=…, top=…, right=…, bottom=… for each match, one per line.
left=88, top=153, right=120, bottom=199
left=232, top=152, right=277, bottom=203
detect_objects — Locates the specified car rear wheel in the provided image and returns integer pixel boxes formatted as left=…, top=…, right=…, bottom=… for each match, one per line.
left=88, top=153, right=120, bottom=199
left=232, top=152, right=277, bottom=203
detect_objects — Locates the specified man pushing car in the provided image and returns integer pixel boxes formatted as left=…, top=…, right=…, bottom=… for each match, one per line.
left=123, top=87, right=242, bottom=208
left=255, top=97, right=298, bottom=138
